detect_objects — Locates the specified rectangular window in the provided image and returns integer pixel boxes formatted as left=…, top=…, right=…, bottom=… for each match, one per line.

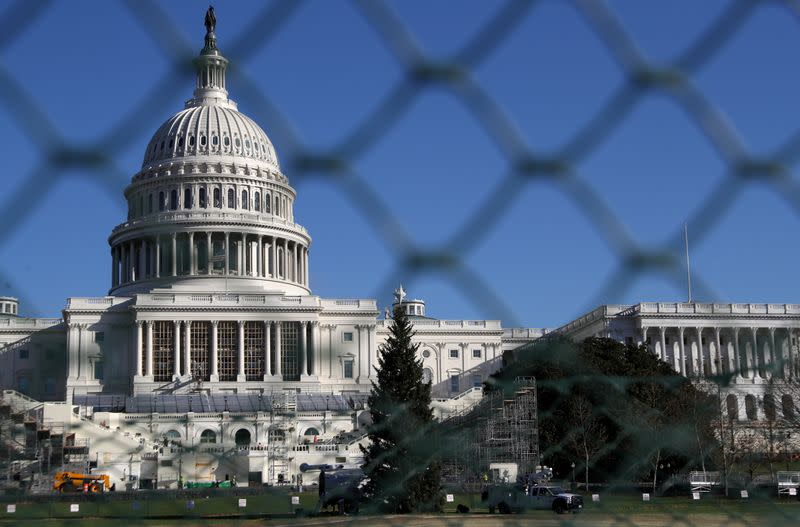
left=472, top=374, right=482, bottom=388
left=665, top=336, right=670, bottom=345
left=343, top=332, right=353, bottom=342
left=450, top=375, right=459, bottom=393
left=190, top=322, right=210, bottom=381
left=94, top=331, right=104, bottom=342
left=450, top=349, right=459, bottom=359
left=472, top=348, right=481, bottom=359
left=701, top=337, right=706, bottom=345
left=281, top=322, right=299, bottom=381
left=94, top=361, right=104, bottom=380
left=244, top=321, right=264, bottom=381
left=217, top=321, right=237, bottom=381
left=152, top=321, right=174, bottom=382
left=343, top=360, right=354, bottom=379
left=18, top=349, right=29, bottom=359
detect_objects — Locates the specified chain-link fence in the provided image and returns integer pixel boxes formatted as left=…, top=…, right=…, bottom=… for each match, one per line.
left=2, top=0, right=800, bottom=525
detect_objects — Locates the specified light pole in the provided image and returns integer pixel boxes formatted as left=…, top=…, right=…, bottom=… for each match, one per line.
left=571, top=462, right=575, bottom=490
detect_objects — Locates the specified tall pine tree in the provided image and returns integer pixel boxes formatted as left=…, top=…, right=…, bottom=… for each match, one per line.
left=360, top=304, right=441, bottom=512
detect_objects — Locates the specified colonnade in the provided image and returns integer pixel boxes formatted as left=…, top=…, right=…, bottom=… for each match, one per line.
left=111, top=232, right=308, bottom=288
left=133, top=320, right=321, bottom=383
left=639, top=325, right=799, bottom=381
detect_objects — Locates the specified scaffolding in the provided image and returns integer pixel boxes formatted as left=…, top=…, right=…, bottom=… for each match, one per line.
left=441, top=376, right=539, bottom=487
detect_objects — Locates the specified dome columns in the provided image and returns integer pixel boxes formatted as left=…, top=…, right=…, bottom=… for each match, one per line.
left=109, top=230, right=310, bottom=295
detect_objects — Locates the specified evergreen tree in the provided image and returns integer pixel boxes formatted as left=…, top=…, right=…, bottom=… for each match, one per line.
left=360, top=304, right=441, bottom=512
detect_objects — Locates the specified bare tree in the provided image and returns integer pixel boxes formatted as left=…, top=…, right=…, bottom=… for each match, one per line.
left=564, top=395, right=607, bottom=490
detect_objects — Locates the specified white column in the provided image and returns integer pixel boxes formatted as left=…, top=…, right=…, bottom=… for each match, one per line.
left=678, top=327, right=686, bottom=376
left=206, top=232, right=212, bottom=275
left=733, top=328, right=743, bottom=380
left=188, top=232, right=195, bottom=276
left=155, top=235, right=161, bottom=278
left=283, top=238, right=289, bottom=280
left=695, top=327, right=703, bottom=377
left=274, top=322, right=282, bottom=378
left=170, top=233, right=177, bottom=276
left=750, top=327, right=760, bottom=379
left=299, top=321, right=307, bottom=378
left=173, top=321, right=181, bottom=380
left=304, top=247, right=309, bottom=286
left=294, top=244, right=299, bottom=282
left=785, top=329, right=794, bottom=380
left=237, top=321, right=246, bottom=381
left=210, top=321, right=219, bottom=381
left=310, top=321, right=320, bottom=376
left=129, top=240, right=135, bottom=281
left=139, top=239, right=146, bottom=279
left=356, top=324, right=363, bottom=383
left=134, top=321, right=143, bottom=378
left=224, top=232, right=230, bottom=275
left=658, top=326, right=666, bottom=361
left=184, top=321, right=191, bottom=377
left=241, top=232, right=247, bottom=276
left=146, top=321, right=153, bottom=378
left=257, top=235, right=263, bottom=277
left=764, top=327, right=782, bottom=379
left=263, top=321, right=272, bottom=380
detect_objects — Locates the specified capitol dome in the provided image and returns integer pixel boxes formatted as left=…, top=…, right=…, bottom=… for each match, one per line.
left=142, top=104, right=280, bottom=171
left=107, top=15, right=311, bottom=297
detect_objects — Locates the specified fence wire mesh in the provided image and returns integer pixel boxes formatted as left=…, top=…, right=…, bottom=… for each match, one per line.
left=2, top=0, right=800, bottom=525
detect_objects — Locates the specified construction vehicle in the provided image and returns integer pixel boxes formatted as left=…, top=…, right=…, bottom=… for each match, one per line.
left=53, top=472, right=110, bottom=493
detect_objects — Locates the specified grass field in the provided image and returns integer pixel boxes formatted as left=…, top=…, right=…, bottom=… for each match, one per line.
left=0, top=492, right=799, bottom=526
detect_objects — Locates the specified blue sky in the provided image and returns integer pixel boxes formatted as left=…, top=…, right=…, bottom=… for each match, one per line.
left=1, top=0, right=800, bottom=328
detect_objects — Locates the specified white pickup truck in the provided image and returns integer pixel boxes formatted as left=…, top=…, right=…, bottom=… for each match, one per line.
left=482, top=483, right=584, bottom=514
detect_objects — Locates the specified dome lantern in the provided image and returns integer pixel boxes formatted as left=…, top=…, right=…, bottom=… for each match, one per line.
left=188, top=6, right=231, bottom=109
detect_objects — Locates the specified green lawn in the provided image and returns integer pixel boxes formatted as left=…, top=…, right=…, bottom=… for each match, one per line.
left=0, top=490, right=798, bottom=523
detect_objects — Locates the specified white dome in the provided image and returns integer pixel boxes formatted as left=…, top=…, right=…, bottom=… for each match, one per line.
left=142, top=104, right=280, bottom=170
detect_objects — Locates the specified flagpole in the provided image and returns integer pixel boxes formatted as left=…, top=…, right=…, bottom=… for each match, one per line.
left=684, top=223, right=692, bottom=303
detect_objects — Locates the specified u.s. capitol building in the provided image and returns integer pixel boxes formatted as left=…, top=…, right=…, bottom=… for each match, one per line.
left=1, top=11, right=798, bottom=489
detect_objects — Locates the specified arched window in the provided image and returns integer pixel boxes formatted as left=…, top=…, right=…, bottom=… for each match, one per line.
left=304, top=427, right=320, bottom=436
left=275, top=196, right=280, bottom=216
left=170, top=190, right=178, bottom=210
left=199, top=188, right=207, bottom=208
left=165, top=430, right=181, bottom=445
left=764, top=394, right=777, bottom=421
left=745, top=395, right=757, bottom=420
left=241, top=190, right=249, bottom=210
left=278, top=248, right=284, bottom=277
left=422, top=368, right=433, bottom=385
left=184, top=188, right=192, bottom=209
left=726, top=394, right=738, bottom=420
left=200, top=429, right=217, bottom=444
left=783, top=394, right=795, bottom=420
left=265, top=193, right=271, bottom=213
left=227, top=188, right=235, bottom=209
left=254, top=191, right=261, bottom=212
left=213, top=188, right=221, bottom=208
left=234, top=429, right=251, bottom=446
left=159, top=191, right=165, bottom=212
